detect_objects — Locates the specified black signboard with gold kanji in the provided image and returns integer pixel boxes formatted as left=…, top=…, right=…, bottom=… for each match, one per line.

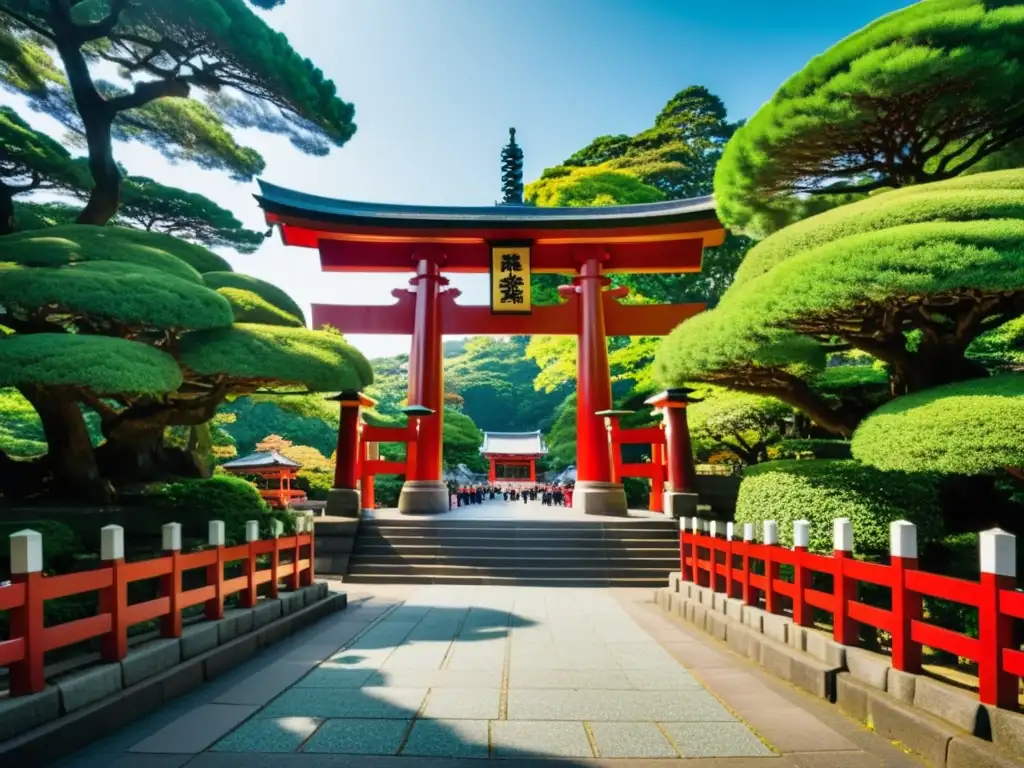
left=489, top=243, right=532, bottom=314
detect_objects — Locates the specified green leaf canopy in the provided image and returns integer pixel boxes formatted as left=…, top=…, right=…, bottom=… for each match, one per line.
left=0, top=333, right=183, bottom=394
left=851, top=375, right=1024, bottom=475
left=179, top=324, right=373, bottom=392
left=215, top=286, right=303, bottom=327
left=715, top=0, right=1024, bottom=234
left=202, top=272, right=306, bottom=323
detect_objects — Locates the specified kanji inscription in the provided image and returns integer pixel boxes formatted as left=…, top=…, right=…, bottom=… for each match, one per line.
left=490, top=245, right=532, bottom=314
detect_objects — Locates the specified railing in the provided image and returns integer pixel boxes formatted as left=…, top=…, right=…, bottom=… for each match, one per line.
left=679, top=517, right=1022, bottom=710
left=1, top=514, right=316, bottom=697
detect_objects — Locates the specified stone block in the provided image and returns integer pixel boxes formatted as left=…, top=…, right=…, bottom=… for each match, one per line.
left=725, top=598, right=744, bottom=623
left=205, top=633, right=260, bottom=680
left=988, top=706, right=1024, bottom=758
left=835, top=672, right=871, bottom=723
left=0, top=686, right=60, bottom=742
left=758, top=636, right=837, bottom=700
left=711, top=591, right=729, bottom=613
left=845, top=647, right=889, bottom=691
left=252, top=599, right=283, bottom=630
left=258, top=611, right=294, bottom=648
left=217, top=608, right=255, bottom=644
left=691, top=602, right=708, bottom=631
left=886, top=667, right=916, bottom=705
left=159, top=655, right=205, bottom=702
left=301, top=584, right=320, bottom=607
left=668, top=572, right=681, bottom=592
left=913, top=675, right=985, bottom=734
left=121, top=638, right=180, bottom=688
left=673, top=598, right=689, bottom=622
left=868, top=689, right=956, bottom=768
left=947, top=736, right=1022, bottom=768
left=725, top=623, right=761, bottom=661
left=801, top=628, right=846, bottom=668
left=280, top=589, right=304, bottom=616
left=57, top=663, right=122, bottom=714
left=742, top=605, right=764, bottom=633
left=760, top=611, right=789, bottom=644
left=180, top=622, right=219, bottom=660
left=705, top=611, right=728, bottom=642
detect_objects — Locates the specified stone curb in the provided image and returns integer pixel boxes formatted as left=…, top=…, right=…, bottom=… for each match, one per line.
left=656, top=582, right=1024, bottom=766
left=0, top=583, right=344, bottom=765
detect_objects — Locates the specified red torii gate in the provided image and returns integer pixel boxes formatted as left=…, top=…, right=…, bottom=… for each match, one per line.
left=255, top=143, right=724, bottom=517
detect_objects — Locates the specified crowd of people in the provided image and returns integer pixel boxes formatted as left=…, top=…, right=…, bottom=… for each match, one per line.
left=448, top=483, right=574, bottom=508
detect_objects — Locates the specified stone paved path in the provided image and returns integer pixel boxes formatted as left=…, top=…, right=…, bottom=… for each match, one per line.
left=58, top=585, right=925, bottom=767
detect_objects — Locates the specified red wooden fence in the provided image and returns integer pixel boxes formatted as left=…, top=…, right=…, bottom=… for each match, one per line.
left=678, top=516, right=1022, bottom=710
left=1, top=514, right=316, bottom=697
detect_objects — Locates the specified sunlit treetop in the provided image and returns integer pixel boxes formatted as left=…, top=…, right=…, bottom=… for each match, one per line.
left=714, top=0, right=1024, bottom=234
left=202, top=272, right=305, bottom=324
left=525, top=166, right=664, bottom=208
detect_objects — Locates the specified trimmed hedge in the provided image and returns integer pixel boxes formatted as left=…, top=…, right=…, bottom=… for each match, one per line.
left=735, top=459, right=943, bottom=556
left=772, top=439, right=852, bottom=461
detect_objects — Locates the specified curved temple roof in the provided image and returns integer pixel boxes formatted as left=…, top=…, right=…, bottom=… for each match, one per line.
left=481, top=431, right=548, bottom=457
left=256, top=180, right=718, bottom=232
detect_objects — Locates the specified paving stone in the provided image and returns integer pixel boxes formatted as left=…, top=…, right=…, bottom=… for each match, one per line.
left=130, top=703, right=259, bottom=754
left=571, top=670, right=635, bottom=689
left=662, top=721, right=774, bottom=757
left=260, top=686, right=427, bottom=719
left=589, top=721, right=677, bottom=758
left=508, top=668, right=576, bottom=688
left=122, top=638, right=181, bottom=688
left=215, top=659, right=320, bottom=705
left=401, top=719, right=489, bottom=758
left=491, top=720, right=593, bottom=758
left=421, top=688, right=500, bottom=719
left=623, top=667, right=703, bottom=690
left=0, top=685, right=60, bottom=742
left=180, top=622, right=219, bottom=660
left=294, top=667, right=376, bottom=688
left=300, top=718, right=410, bottom=754
left=58, top=663, right=122, bottom=713
left=211, top=716, right=320, bottom=752
left=506, top=688, right=733, bottom=722
left=365, top=667, right=503, bottom=689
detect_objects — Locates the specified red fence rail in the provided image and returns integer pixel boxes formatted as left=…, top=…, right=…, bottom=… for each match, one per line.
left=1, top=514, right=316, bottom=697
left=678, top=516, right=1021, bottom=710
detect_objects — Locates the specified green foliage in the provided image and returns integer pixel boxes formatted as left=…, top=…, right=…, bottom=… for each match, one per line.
left=545, top=394, right=578, bottom=471
left=967, top=315, right=1024, bottom=370
left=12, top=200, right=79, bottom=230
left=202, top=272, right=306, bottom=324
left=735, top=460, right=944, bottom=555
left=0, top=105, right=87, bottom=196
left=2, top=225, right=206, bottom=282
left=715, top=0, right=1024, bottom=234
left=220, top=396, right=338, bottom=458
left=813, top=365, right=889, bottom=393
left=0, top=387, right=47, bottom=456
left=0, top=334, right=182, bottom=394
left=118, top=176, right=266, bottom=254
left=443, top=407, right=485, bottom=471
left=526, top=166, right=665, bottom=207
left=0, top=261, right=234, bottom=331
left=179, top=324, right=373, bottom=392
left=216, top=286, right=303, bottom=327
left=139, top=475, right=288, bottom=544
left=102, top=226, right=234, bottom=274
left=732, top=168, right=1024, bottom=289
left=688, top=389, right=792, bottom=464
left=852, top=375, right=1024, bottom=475
left=771, top=439, right=853, bottom=461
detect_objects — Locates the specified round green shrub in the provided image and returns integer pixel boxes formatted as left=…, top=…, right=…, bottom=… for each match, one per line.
left=735, top=459, right=943, bottom=555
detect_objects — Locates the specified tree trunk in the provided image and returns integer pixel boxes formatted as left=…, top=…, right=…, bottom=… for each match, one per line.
left=50, top=11, right=121, bottom=226
left=0, top=184, right=15, bottom=235
left=736, top=376, right=864, bottom=438
left=19, top=386, right=112, bottom=503
left=891, top=339, right=989, bottom=395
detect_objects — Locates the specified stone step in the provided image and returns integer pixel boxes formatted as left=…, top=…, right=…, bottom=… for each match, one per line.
left=353, top=536, right=677, bottom=549
left=343, top=573, right=670, bottom=587
left=358, top=518, right=676, bottom=530
left=347, top=554, right=678, bottom=568
left=358, top=525, right=677, bottom=539
left=345, top=563, right=674, bottom=578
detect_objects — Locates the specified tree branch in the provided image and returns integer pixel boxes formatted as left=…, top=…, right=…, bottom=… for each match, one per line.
left=72, top=0, right=129, bottom=43
left=0, top=7, right=56, bottom=41
left=106, top=77, right=193, bottom=113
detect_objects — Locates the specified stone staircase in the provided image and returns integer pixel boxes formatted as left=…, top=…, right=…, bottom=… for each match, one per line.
left=340, top=517, right=680, bottom=586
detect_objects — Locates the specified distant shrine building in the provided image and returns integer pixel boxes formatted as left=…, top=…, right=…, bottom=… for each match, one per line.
left=481, top=431, right=547, bottom=484
left=255, top=130, right=724, bottom=517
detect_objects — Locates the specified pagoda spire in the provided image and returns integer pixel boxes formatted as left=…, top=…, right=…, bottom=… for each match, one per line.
left=500, top=127, right=524, bottom=205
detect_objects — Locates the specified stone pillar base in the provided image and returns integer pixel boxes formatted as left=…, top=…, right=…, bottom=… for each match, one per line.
left=663, top=491, right=699, bottom=520
left=398, top=480, right=449, bottom=515
left=325, top=488, right=361, bottom=518
left=573, top=481, right=628, bottom=516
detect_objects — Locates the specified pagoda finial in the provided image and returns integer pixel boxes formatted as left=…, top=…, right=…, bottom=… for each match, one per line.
left=500, top=127, right=524, bottom=205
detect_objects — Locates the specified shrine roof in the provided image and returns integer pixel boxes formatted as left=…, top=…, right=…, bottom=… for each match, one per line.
left=481, top=431, right=548, bottom=457
left=256, top=180, right=718, bottom=232
left=222, top=451, right=302, bottom=470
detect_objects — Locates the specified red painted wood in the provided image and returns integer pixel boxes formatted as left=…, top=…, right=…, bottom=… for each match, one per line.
left=832, top=551, right=857, bottom=646
left=662, top=405, right=697, bottom=494
left=574, top=253, right=614, bottom=484
left=160, top=551, right=183, bottom=639
left=792, top=547, right=811, bottom=627
left=9, top=571, right=44, bottom=695
left=334, top=402, right=361, bottom=489
left=890, top=555, right=923, bottom=673
left=100, top=558, right=128, bottom=662
left=406, top=258, right=445, bottom=483
left=979, top=572, right=1018, bottom=708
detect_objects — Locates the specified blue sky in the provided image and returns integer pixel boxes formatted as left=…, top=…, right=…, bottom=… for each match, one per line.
left=3, top=0, right=912, bottom=358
